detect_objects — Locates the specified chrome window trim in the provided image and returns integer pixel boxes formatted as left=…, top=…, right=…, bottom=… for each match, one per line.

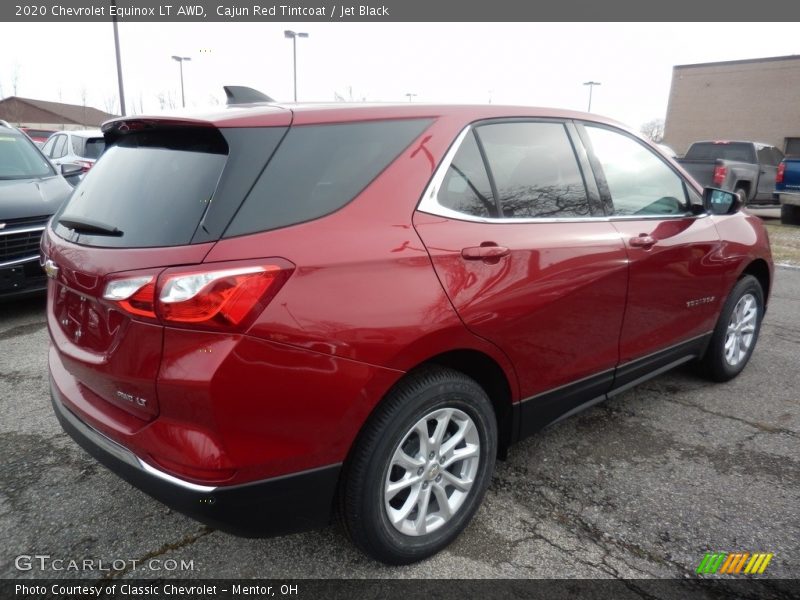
left=417, top=123, right=708, bottom=225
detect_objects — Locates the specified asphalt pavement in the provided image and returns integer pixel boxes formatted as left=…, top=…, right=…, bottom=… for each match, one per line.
left=1, top=268, right=798, bottom=580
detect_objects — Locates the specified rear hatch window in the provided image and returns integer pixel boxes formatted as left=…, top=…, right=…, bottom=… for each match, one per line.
left=54, top=127, right=229, bottom=248
left=685, top=142, right=755, bottom=163
left=72, top=135, right=106, bottom=159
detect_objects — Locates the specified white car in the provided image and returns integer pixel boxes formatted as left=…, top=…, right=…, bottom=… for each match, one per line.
left=40, top=129, right=105, bottom=176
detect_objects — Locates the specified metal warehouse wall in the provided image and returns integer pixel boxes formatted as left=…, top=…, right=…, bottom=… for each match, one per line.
left=663, top=55, right=800, bottom=156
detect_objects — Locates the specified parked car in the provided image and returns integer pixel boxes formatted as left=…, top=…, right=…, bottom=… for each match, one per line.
left=776, top=157, right=800, bottom=225
left=676, top=140, right=783, bottom=206
left=40, top=129, right=105, bottom=176
left=0, top=124, right=77, bottom=299
left=43, top=95, right=773, bottom=565
left=19, top=127, right=57, bottom=148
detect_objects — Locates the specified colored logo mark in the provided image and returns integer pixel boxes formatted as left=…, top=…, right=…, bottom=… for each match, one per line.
left=696, top=552, right=774, bottom=575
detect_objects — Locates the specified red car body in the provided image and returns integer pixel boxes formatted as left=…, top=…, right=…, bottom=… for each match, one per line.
left=43, top=103, right=773, bottom=539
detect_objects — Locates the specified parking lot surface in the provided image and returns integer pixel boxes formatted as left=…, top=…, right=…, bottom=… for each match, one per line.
left=1, top=268, right=798, bottom=580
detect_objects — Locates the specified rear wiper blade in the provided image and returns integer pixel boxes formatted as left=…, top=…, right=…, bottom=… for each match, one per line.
left=58, top=216, right=123, bottom=237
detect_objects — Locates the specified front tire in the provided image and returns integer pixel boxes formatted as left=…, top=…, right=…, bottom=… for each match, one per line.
left=699, top=275, right=764, bottom=382
left=340, top=367, right=497, bottom=565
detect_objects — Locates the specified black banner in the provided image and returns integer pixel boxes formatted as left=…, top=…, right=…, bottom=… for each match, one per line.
left=3, top=579, right=800, bottom=600
left=2, top=0, right=800, bottom=22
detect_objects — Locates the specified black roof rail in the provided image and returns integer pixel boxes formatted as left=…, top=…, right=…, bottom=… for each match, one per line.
left=224, top=86, right=275, bottom=105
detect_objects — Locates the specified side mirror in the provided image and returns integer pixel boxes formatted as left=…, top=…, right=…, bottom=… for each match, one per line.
left=703, top=187, right=742, bottom=215
left=60, top=163, right=84, bottom=177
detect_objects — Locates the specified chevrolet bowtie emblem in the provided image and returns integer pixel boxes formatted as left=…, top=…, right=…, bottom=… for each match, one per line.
left=44, top=259, right=60, bottom=279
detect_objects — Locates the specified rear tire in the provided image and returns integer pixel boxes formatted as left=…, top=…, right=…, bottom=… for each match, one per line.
left=339, top=367, right=497, bottom=565
left=781, top=203, right=800, bottom=225
left=699, top=275, right=764, bottom=382
left=734, top=187, right=748, bottom=208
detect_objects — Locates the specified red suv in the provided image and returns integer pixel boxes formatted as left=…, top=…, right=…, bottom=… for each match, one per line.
left=43, top=94, right=773, bottom=564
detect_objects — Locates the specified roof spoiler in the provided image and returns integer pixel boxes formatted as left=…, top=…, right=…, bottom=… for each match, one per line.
left=224, top=86, right=275, bottom=105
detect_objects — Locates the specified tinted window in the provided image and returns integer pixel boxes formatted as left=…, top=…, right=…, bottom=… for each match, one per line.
left=54, top=128, right=228, bottom=248
left=585, top=125, right=688, bottom=216
left=437, top=131, right=496, bottom=218
left=72, top=136, right=105, bottom=159
left=685, top=142, right=755, bottom=163
left=226, top=119, right=431, bottom=236
left=0, top=130, right=54, bottom=179
left=83, top=138, right=105, bottom=159
left=476, top=122, right=590, bottom=218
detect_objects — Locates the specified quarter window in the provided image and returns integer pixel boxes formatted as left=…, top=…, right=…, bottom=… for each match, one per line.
left=437, top=131, right=497, bottom=218
left=476, top=122, right=591, bottom=219
left=585, top=125, right=688, bottom=216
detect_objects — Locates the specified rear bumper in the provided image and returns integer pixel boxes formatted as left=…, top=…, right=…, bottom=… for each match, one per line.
left=51, top=378, right=341, bottom=537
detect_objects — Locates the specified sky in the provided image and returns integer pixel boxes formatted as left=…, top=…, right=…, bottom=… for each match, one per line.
left=0, top=22, right=797, bottom=131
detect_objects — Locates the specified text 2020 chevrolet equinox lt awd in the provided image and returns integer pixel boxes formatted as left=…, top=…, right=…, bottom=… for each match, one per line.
left=43, top=89, right=773, bottom=564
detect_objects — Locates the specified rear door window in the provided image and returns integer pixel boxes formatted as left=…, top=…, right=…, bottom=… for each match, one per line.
left=475, top=122, right=591, bottom=218
left=225, top=119, right=432, bottom=236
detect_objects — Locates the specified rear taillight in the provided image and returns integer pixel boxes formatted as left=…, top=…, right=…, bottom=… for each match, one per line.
left=102, top=261, right=293, bottom=331
left=103, top=276, right=157, bottom=319
left=713, top=165, right=727, bottom=186
left=159, top=266, right=280, bottom=328
left=776, top=162, right=785, bottom=184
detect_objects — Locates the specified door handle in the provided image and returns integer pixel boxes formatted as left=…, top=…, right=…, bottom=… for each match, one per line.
left=629, top=234, right=656, bottom=248
left=461, top=244, right=510, bottom=261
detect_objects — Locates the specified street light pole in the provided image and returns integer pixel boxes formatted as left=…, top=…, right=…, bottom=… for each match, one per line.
left=111, top=0, right=126, bottom=115
left=171, top=55, right=192, bottom=108
left=583, top=81, right=601, bottom=112
left=284, top=30, right=309, bottom=102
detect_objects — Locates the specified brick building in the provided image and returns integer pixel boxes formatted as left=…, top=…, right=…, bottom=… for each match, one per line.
left=0, top=96, right=117, bottom=130
left=663, top=55, right=800, bottom=156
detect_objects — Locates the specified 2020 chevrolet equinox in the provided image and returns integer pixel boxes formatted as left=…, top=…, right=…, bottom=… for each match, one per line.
left=43, top=90, right=773, bottom=564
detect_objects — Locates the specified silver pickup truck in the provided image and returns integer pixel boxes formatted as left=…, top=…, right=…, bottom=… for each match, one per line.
left=676, top=141, right=783, bottom=206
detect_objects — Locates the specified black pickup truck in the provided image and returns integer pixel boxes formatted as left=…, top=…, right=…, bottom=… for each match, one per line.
left=676, top=141, right=783, bottom=206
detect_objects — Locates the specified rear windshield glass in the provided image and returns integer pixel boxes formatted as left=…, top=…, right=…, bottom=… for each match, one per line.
left=225, top=118, right=432, bottom=237
left=54, top=128, right=227, bottom=247
left=83, top=138, right=106, bottom=159
left=71, top=136, right=105, bottom=159
left=685, top=142, right=755, bottom=163
left=0, top=131, right=54, bottom=179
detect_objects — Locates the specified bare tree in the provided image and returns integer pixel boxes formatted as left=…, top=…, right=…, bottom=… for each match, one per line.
left=104, top=95, right=118, bottom=115
left=156, top=92, right=177, bottom=111
left=640, top=118, right=665, bottom=143
left=12, top=64, right=20, bottom=96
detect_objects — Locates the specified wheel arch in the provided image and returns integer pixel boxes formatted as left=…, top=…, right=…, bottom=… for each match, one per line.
left=739, top=258, right=771, bottom=308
